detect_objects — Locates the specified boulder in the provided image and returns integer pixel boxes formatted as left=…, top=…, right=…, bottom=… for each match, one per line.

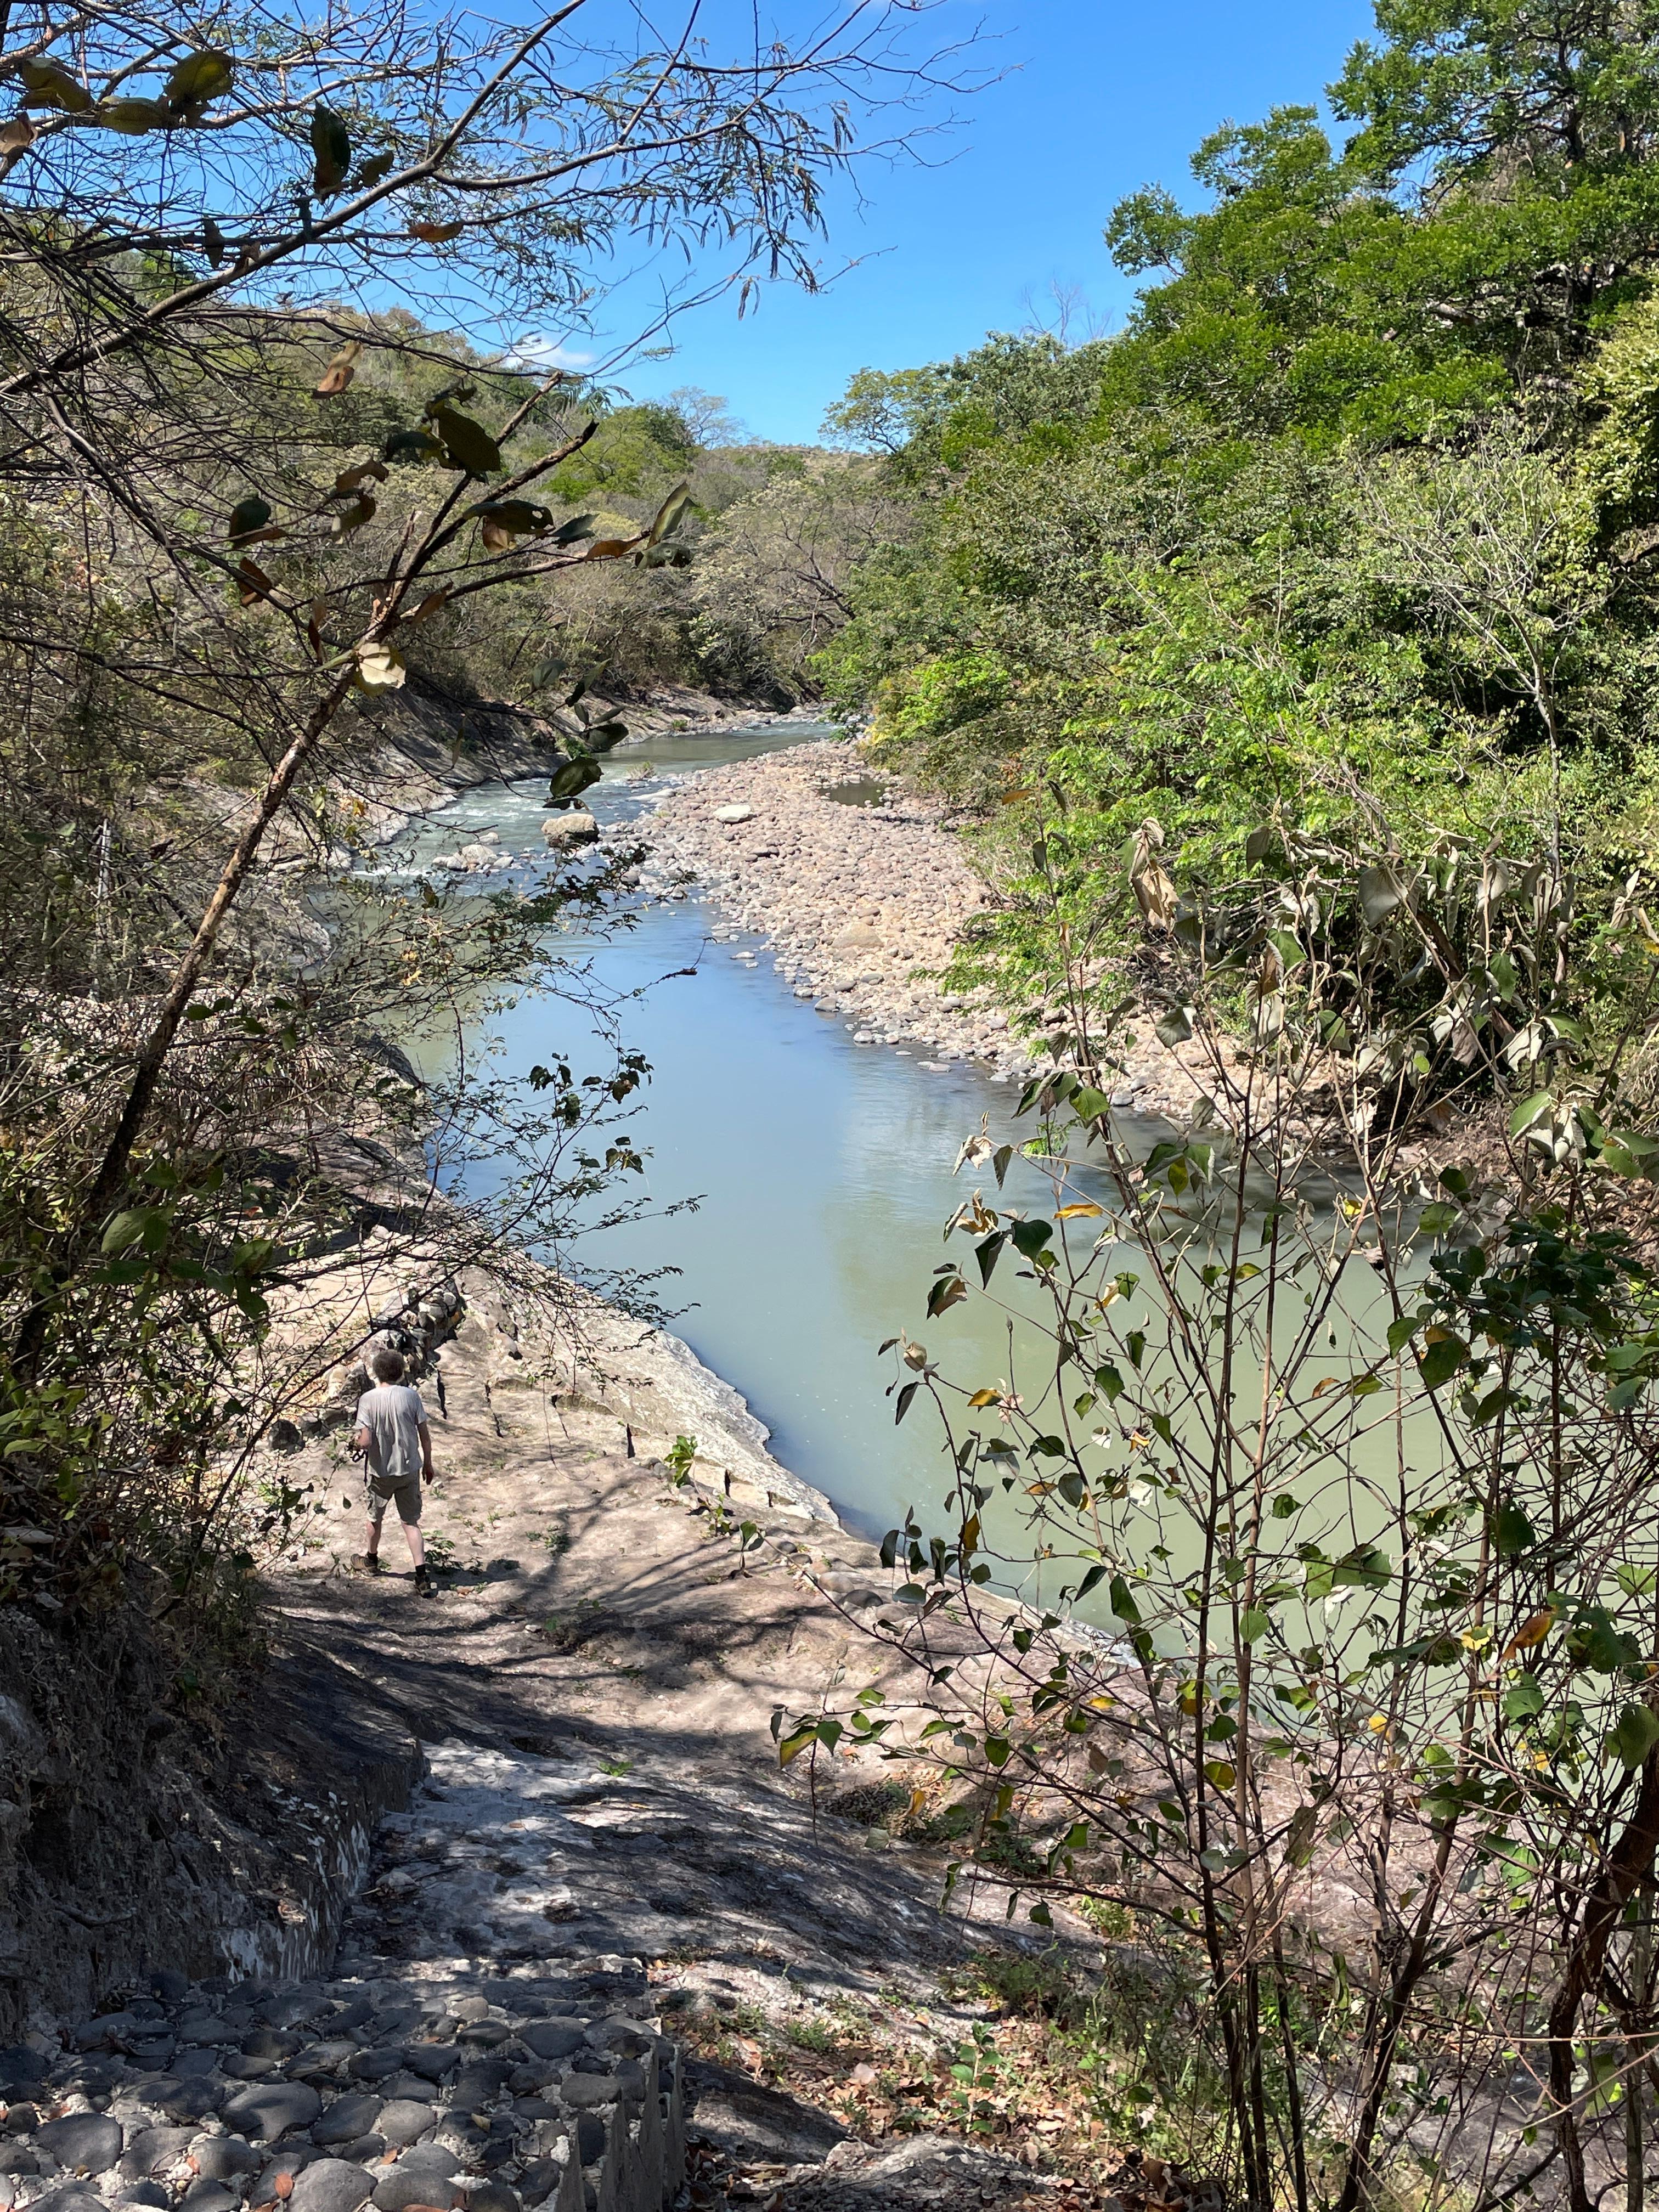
left=540, top=812, right=598, bottom=848
left=713, top=805, right=754, bottom=825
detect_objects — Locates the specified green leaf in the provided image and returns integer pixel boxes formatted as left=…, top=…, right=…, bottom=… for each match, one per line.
left=1070, top=1085, right=1111, bottom=1120
left=356, top=150, right=395, bottom=188
left=927, top=1273, right=967, bottom=1319
left=101, top=1207, right=158, bottom=1255
left=1386, top=1313, right=1425, bottom=1357
left=431, top=405, right=503, bottom=476
left=1502, top=1674, right=1545, bottom=1723
left=1417, top=1334, right=1468, bottom=1389
left=311, top=105, right=351, bottom=197
left=895, top=1380, right=920, bottom=1425
left=97, top=97, right=170, bottom=133
left=1609, top=1702, right=1659, bottom=1769
left=545, top=756, right=602, bottom=806
left=647, top=480, right=693, bottom=546
left=1240, top=1606, right=1271, bottom=1643
left=974, top=1231, right=1006, bottom=1286
left=227, top=495, right=273, bottom=543
left=1093, top=1362, right=1124, bottom=1402
left=18, top=59, right=92, bottom=112
left=552, top=512, right=598, bottom=545
left=1508, top=1090, right=1553, bottom=1139
left=1009, top=1218, right=1054, bottom=1262
left=1494, top=1503, right=1535, bottom=1555
left=1154, top=1005, right=1193, bottom=1046
left=163, top=49, right=233, bottom=117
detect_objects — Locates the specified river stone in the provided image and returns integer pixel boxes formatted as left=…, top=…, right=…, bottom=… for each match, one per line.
left=188, top=2136, right=259, bottom=2179
left=251, top=2151, right=316, bottom=2204
left=220, top=2083, right=322, bottom=2140
left=293, top=2041, right=359, bottom=2079
left=173, top=2049, right=224, bottom=2078
left=516, top=2024, right=584, bottom=2064
left=35, top=2117, right=123, bottom=2176
left=448, top=2062, right=511, bottom=2108
left=119, top=2125, right=195, bottom=2178
left=222, top=2055, right=276, bottom=2081
left=554, top=2075, right=618, bottom=2112
left=459, top=2186, right=520, bottom=2212
left=115, top=2186, right=171, bottom=2209
left=371, top=2142, right=459, bottom=2211
left=312, top=2097, right=383, bottom=2147
left=242, top=2031, right=301, bottom=2063
left=30, top=2188, right=106, bottom=2212
left=399, top=2045, right=459, bottom=2083
left=713, top=805, right=754, bottom=825
left=376, top=2101, right=435, bottom=2147
left=540, top=812, right=598, bottom=848
left=182, top=2182, right=239, bottom=2212
left=288, top=2159, right=375, bottom=2212
left=376, top=2075, right=436, bottom=2104
left=160, top=2079, right=226, bottom=2123
left=0, top=2147, right=37, bottom=2176
left=347, top=2049, right=408, bottom=2084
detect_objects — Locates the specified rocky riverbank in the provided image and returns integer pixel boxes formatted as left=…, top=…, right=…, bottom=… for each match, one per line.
left=633, top=740, right=1212, bottom=1120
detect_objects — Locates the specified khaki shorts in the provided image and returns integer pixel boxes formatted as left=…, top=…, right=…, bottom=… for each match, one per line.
left=364, top=1471, right=424, bottom=1526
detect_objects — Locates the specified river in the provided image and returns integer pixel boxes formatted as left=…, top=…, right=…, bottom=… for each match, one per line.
left=395, top=720, right=1133, bottom=1547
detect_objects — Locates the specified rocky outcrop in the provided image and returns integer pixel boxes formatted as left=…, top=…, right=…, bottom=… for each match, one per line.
left=0, top=1607, right=419, bottom=2045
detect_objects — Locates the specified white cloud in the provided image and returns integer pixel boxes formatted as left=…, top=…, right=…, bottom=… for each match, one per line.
left=503, top=334, right=595, bottom=373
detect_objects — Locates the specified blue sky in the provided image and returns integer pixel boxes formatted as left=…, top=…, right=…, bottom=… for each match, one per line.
left=582, top=0, right=1377, bottom=442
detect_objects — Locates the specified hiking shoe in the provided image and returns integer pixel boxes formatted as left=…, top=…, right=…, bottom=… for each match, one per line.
left=413, top=1564, right=433, bottom=1597
left=350, top=1553, right=383, bottom=1576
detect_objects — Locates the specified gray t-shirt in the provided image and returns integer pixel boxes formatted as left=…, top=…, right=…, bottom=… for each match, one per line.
left=354, top=1383, right=428, bottom=1487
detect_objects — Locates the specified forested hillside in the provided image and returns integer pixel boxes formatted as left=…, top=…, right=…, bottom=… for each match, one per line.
left=793, top=0, right=1659, bottom=1111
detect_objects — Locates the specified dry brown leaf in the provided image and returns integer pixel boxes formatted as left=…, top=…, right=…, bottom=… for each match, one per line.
left=315, top=340, right=363, bottom=396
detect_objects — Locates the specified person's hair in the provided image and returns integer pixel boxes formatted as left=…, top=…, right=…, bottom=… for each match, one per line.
left=369, top=1345, right=406, bottom=1384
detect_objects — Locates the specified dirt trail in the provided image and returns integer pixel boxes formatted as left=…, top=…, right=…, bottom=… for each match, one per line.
left=258, top=1296, right=1091, bottom=2212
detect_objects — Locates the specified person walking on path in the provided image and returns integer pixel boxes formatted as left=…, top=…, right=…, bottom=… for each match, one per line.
left=351, top=1344, right=436, bottom=1593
